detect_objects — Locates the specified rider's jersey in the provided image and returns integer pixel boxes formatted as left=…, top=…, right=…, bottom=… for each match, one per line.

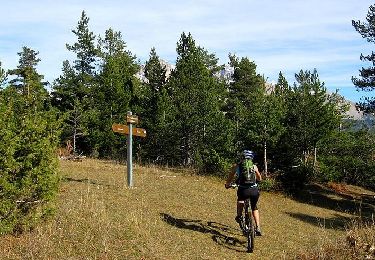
left=235, top=163, right=258, bottom=188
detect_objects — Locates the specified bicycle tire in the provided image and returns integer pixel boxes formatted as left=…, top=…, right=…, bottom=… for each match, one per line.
left=244, top=200, right=254, bottom=253
left=248, top=218, right=255, bottom=253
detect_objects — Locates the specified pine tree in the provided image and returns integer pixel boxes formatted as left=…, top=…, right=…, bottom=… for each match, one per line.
left=52, top=10, right=99, bottom=155
left=0, top=49, right=60, bottom=234
left=140, top=47, right=170, bottom=162
left=91, top=28, right=139, bottom=158
left=280, top=69, right=343, bottom=184
left=225, top=54, right=264, bottom=154
left=271, top=72, right=291, bottom=168
left=352, top=4, right=375, bottom=114
left=97, top=28, right=138, bottom=113
left=275, top=72, right=290, bottom=97
left=51, top=61, right=77, bottom=111
left=167, top=32, right=233, bottom=171
left=8, top=47, right=48, bottom=110
left=247, top=77, right=286, bottom=175
left=152, top=86, right=181, bottom=165
left=66, top=10, right=97, bottom=93
left=0, top=60, right=7, bottom=86
left=144, top=48, right=167, bottom=114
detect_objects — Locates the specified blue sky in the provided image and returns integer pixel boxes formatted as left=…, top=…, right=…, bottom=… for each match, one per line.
left=0, top=0, right=374, bottom=102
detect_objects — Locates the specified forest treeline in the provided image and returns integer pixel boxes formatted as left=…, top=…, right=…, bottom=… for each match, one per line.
left=0, top=10, right=374, bottom=233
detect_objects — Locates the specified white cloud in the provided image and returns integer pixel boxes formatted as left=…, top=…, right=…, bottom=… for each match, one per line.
left=0, top=0, right=374, bottom=101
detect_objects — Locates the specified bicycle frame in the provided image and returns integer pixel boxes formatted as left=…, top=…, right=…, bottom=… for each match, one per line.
left=227, top=183, right=255, bottom=253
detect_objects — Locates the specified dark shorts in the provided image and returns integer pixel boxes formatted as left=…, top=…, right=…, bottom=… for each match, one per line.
left=237, top=186, right=260, bottom=210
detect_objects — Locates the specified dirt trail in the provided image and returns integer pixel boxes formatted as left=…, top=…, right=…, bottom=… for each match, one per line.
left=0, top=159, right=373, bottom=259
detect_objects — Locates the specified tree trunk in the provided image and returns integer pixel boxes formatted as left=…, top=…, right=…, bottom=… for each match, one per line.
left=313, top=147, right=317, bottom=168
left=73, top=118, right=77, bottom=155
left=263, top=140, right=268, bottom=177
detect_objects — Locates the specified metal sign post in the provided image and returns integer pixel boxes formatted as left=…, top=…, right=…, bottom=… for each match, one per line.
left=127, top=111, right=133, bottom=187
left=112, top=111, right=146, bottom=187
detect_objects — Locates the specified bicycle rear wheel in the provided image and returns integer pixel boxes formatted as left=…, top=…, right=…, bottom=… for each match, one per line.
left=244, top=204, right=254, bottom=253
left=247, top=218, right=255, bottom=253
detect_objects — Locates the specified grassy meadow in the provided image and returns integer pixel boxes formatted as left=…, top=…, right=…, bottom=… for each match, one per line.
left=0, top=159, right=374, bottom=259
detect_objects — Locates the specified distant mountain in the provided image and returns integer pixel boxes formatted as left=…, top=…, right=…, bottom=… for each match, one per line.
left=135, top=59, right=175, bottom=83
left=345, top=100, right=363, bottom=120
left=136, top=61, right=367, bottom=121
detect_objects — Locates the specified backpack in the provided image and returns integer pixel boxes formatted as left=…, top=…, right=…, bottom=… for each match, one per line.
left=237, top=159, right=256, bottom=185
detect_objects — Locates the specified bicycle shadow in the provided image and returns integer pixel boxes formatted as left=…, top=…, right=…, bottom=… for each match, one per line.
left=160, top=213, right=247, bottom=252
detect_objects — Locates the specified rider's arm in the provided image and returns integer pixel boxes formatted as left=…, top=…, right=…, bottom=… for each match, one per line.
left=225, top=164, right=237, bottom=187
left=254, top=165, right=262, bottom=182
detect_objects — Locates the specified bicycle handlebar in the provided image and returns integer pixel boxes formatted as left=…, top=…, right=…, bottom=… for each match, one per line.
left=226, top=181, right=261, bottom=189
left=225, top=183, right=238, bottom=189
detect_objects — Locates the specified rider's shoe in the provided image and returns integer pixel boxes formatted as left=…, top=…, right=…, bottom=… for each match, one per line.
left=255, top=227, right=262, bottom=236
left=235, top=215, right=244, bottom=230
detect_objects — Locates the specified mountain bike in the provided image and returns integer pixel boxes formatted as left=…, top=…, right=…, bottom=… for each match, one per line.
left=227, top=183, right=255, bottom=253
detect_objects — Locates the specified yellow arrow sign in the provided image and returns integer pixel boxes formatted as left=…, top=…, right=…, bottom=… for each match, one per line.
left=112, top=123, right=146, bottom=138
left=126, top=115, right=139, bottom=124
left=112, top=123, right=129, bottom=134
left=132, top=127, right=146, bottom=137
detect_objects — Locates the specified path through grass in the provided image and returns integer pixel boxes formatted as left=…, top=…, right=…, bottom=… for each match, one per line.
left=1, top=159, right=370, bottom=259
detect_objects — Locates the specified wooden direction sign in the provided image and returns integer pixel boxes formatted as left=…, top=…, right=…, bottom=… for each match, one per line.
left=132, top=127, right=147, bottom=137
left=126, top=114, right=139, bottom=124
left=112, top=123, right=146, bottom=138
left=112, top=123, right=128, bottom=134
left=112, top=111, right=146, bottom=188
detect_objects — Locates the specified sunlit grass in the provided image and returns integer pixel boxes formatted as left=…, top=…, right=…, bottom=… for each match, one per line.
left=295, top=221, right=375, bottom=259
left=0, top=159, right=372, bottom=259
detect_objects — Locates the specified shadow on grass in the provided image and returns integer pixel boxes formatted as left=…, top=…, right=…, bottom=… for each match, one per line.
left=160, top=213, right=248, bottom=253
left=286, top=212, right=353, bottom=230
left=291, top=184, right=375, bottom=221
left=62, top=177, right=112, bottom=187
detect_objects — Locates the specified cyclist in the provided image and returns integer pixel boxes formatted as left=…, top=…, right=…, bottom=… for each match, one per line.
left=225, top=150, right=262, bottom=236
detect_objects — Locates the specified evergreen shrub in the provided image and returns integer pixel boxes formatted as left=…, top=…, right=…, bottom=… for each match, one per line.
left=0, top=93, right=60, bottom=234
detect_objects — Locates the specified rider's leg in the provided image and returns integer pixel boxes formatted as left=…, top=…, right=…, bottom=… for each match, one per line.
left=249, top=188, right=262, bottom=235
left=235, top=200, right=245, bottom=230
left=252, top=209, right=262, bottom=235
left=237, top=200, right=244, bottom=216
left=252, top=209, right=260, bottom=227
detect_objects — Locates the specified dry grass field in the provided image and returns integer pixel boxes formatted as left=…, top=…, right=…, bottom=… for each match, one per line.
left=0, top=159, right=373, bottom=259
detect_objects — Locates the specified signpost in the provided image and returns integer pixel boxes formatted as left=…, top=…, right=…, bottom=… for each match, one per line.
left=112, top=111, right=146, bottom=187
left=112, top=123, right=146, bottom=137
left=126, top=114, right=139, bottom=124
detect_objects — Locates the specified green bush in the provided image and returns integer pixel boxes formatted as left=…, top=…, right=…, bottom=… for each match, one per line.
left=196, top=148, right=232, bottom=177
left=259, top=176, right=281, bottom=191
left=317, top=158, right=344, bottom=183
left=0, top=92, right=60, bottom=234
left=318, top=130, right=375, bottom=190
